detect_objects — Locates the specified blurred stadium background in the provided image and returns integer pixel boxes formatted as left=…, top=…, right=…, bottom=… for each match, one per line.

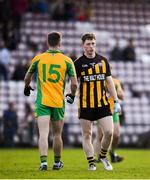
left=0, top=0, right=150, bottom=149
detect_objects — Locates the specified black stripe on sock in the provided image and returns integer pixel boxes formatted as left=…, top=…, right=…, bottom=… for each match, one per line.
left=87, top=156, right=94, bottom=160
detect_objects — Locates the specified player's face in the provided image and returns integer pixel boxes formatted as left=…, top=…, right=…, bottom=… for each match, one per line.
left=82, top=39, right=96, bottom=56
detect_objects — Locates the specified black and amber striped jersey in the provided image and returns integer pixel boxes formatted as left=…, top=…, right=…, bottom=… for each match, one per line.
left=74, top=54, right=111, bottom=109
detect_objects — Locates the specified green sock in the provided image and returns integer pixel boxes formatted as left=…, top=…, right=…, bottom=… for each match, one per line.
left=40, top=155, right=47, bottom=163
left=54, top=156, right=61, bottom=163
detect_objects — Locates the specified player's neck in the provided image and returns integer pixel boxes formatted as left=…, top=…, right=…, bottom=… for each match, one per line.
left=84, top=52, right=96, bottom=59
left=48, top=46, right=60, bottom=51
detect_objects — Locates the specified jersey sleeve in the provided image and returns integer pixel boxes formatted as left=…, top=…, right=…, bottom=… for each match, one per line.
left=74, top=59, right=81, bottom=78
left=27, top=55, right=40, bottom=74
left=65, top=59, right=77, bottom=78
left=105, top=58, right=111, bottom=77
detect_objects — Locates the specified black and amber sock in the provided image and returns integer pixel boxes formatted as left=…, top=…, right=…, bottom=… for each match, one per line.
left=40, top=155, right=47, bottom=163
left=87, top=156, right=95, bottom=166
left=100, top=148, right=107, bottom=158
left=54, top=156, right=61, bottom=163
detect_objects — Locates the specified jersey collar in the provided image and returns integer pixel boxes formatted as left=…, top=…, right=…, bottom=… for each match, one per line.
left=83, top=53, right=98, bottom=60
left=46, top=49, right=61, bottom=53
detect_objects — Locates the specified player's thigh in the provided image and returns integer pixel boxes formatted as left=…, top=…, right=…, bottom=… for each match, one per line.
left=37, top=115, right=50, bottom=135
left=80, top=119, right=93, bottom=136
left=35, top=103, right=51, bottom=117
left=98, top=116, right=114, bottom=133
left=51, top=106, right=65, bottom=121
left=51, top=107, right=64, bottom=135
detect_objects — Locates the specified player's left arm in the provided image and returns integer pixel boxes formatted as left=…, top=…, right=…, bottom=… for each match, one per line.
left=106, top=76, right=122, bottom=113
left=24, top=61, right=36, bottom=87
left=24, top=56, right=39, bottom=96
left=24, top=66, right=34, bottom=96
left=24, top=55, right=40, bottom=85
left=105, top=58, right=118, bottom=101
left=116, top=82, right=125, bottom=100
left=24, top=70, right=34, bottom=87
left=106, top=76, right=118, bottom=101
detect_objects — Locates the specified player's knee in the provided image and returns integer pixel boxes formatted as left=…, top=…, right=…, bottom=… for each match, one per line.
left=104, top=129, right=113, bottom=139
left=113, top=132, right=120, bottom=139
left=98, top=137, right=102, bottom=143
left=53, top=133, right=62, bottom=140
left=83, top=132, right=92, bottom=141
left=39, top=132, right=49, bottom=140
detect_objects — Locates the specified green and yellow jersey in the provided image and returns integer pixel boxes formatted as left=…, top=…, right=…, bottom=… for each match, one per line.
left=28, top=50, right=76, bottom=108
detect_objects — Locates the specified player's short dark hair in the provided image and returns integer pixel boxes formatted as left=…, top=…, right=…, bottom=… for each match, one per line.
left=47, top=32, right=61, bottom=47
left=81, top=33, right=96, bottom=43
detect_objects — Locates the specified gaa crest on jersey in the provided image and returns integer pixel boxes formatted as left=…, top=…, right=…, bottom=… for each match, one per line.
left=82, top=64, right=88, bottom=68
left=90, top=62, right=96, bottom=68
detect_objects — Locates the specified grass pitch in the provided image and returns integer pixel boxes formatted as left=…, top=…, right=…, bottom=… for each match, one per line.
left=0, top=148, right=150, bottom=179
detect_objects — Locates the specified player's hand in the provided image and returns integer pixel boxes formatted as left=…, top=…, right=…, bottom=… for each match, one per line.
left=66, top=94, right=75, bottom=104
left=24, top=85, right=34, bottom=96
left=114, top=100, right=121, bottom=114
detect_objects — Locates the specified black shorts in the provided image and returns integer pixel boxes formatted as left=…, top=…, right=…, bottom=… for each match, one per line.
left=79, top=105, right=112, bottom=121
